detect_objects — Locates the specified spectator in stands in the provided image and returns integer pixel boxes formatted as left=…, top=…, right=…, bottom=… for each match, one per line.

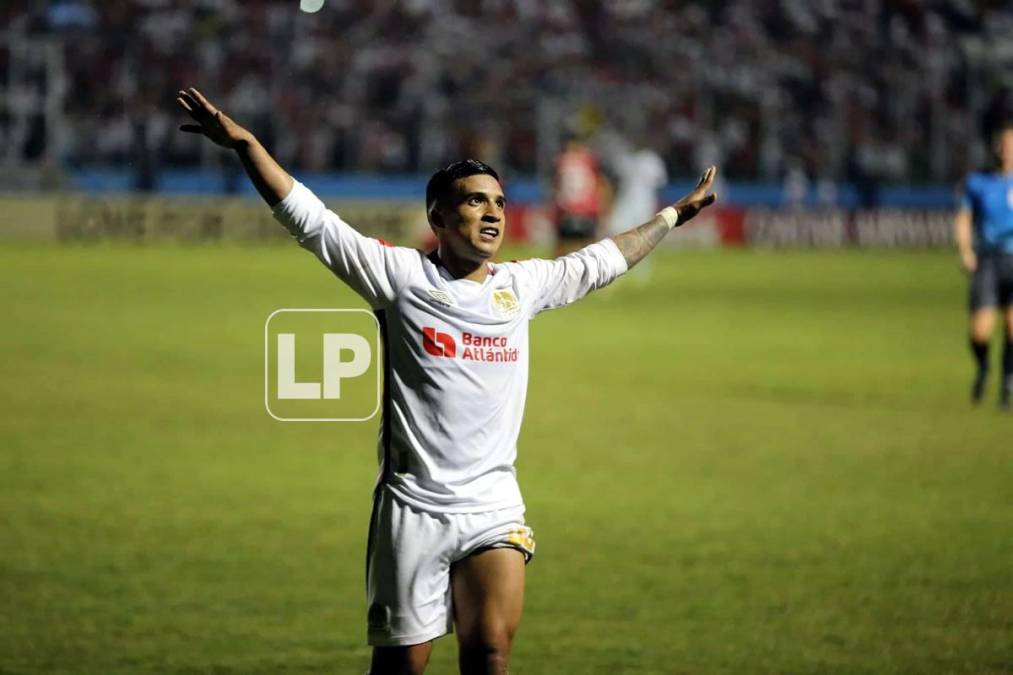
left=2, top=0, right=1011, bottom=187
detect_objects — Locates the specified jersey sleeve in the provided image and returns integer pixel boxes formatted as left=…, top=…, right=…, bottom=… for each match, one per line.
left=516, top=238, right=628, bottom=317
left=272, top=180, right=414, bottom=308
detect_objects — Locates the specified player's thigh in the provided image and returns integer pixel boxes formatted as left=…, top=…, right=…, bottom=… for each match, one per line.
left=450, top=548, right=526, bottom=646
left=369, top=642, right=433, bottom=675
left=970, top=307, right=996, bottom=341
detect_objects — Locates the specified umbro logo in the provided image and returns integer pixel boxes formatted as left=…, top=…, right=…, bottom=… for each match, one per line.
left=425, top=289, right=456, bottom=307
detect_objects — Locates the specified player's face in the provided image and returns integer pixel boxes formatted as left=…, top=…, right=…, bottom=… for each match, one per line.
left=997, top=128, right=1013, bottom=169
left=436, top=174, right=507, bottom=262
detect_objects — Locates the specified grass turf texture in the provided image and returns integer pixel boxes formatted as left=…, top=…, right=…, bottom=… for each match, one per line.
left=1, top=243, right=1010, bottom=674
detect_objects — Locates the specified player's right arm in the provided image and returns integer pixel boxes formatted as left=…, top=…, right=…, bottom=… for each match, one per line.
left=176, top=87, right=408, bottom=307
left=955, top=208, right=976, bottom=273
left=177, top=88, right=292, bottom=206
left=954, top=176, right=976, bottom=274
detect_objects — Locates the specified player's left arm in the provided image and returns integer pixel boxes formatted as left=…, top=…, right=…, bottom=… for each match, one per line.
left=518, top=167, right=719, bottom=316
left=611, top=166, right=718, bottom=269
left=176, top=86, right=411, bottom=307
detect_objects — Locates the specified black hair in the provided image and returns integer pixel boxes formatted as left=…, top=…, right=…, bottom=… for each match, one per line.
left=425, top=159, right=500, bottom=215
left=993, top=118, right=1013, bottom=138
left=982, top=87, right=1013, bottom=143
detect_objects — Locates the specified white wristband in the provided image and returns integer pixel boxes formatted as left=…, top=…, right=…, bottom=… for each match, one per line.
left=657, top=206, right=680, bottom=230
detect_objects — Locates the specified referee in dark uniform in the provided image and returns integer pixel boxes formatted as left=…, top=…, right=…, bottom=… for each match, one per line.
left=955, top=121, right=1013, bottom=409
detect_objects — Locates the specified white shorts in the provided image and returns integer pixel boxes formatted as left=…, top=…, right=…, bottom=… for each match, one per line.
left=365, top=485, right=536, bottom=647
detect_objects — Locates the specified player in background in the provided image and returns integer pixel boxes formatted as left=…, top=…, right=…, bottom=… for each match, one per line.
left=176, top=87, right=717, bottom=675
left=955, top=120, right=1013, bottom=409
left=550, top=128, right=610, bottom=257
left=607, top=133, right=669, bottom=283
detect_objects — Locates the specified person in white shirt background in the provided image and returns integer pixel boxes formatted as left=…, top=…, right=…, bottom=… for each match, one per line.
left=607, top=133, right=670, bottom=283
left=177, top=87, right=717, bottom=675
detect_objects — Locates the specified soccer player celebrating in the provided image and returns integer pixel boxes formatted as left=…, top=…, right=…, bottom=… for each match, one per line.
left=177, top=87, right=717, bottom=675
left=955, top=120, right=1013, bottom=410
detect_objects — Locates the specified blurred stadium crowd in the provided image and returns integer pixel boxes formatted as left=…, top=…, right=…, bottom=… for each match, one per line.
left=2, top=0, right=1012, bottom=186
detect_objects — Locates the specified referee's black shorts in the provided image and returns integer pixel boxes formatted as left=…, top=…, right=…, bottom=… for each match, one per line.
left=970, top=251, right=1013, bottom=311
left=556, top=214, right=598, bottom=241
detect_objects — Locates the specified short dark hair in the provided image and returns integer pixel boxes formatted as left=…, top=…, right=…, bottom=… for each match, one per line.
left=425, top=159, right=500, bottom=214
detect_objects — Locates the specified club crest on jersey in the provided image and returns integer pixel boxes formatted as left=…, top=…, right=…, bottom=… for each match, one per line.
left=426, top=289, right=456, bottom=307
left=491, top=289, right=520, bottom=318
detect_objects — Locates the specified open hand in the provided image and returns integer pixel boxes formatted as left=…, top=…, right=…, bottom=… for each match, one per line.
left=176, top=87, right=251, bottom=149
left=671, top=166, right=718, bottom=226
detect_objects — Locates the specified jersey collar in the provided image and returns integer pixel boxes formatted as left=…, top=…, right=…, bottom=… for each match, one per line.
left=427, top=250, right=497, bottom=283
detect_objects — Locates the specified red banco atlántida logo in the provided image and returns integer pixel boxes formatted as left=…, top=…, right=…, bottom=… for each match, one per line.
left=421, top=327, right=519, bottom=362
left=422, top=326, right=456, bottom=357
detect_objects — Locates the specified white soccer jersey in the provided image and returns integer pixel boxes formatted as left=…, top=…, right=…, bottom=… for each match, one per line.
left=273, top=181, right=628, bottom=513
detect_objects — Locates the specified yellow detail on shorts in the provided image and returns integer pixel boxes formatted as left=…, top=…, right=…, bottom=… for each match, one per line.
left=505, top=527, right=536, bottom=554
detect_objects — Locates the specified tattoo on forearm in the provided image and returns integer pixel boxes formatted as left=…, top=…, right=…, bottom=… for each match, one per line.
left=611, top=216, right=671, bottom=269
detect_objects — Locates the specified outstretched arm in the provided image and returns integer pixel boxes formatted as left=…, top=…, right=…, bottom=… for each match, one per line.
left=520, top=167, right=719, bottom=316
left=611, top=166, right=718, bottom=269
left=176, top=86, right=409, bottom=308
left=176, top=87, right=292, bottom=205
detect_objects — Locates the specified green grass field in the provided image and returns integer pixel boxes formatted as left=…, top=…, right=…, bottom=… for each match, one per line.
left=1, top=243, right=1010, bottom=674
